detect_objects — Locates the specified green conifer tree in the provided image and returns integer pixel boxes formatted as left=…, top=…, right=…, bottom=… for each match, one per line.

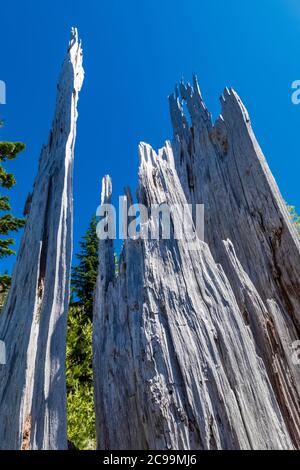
left=67, top=216, right=99, bottom=449
left=66, top=304, right=95, bottom=449
left=0, top=140, right=26, bottom=292
left=71, top=215, right=99, bottom=318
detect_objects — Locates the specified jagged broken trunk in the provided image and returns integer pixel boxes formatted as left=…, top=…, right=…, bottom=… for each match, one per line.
left=93, top=79, right=300, bottom=449
left=0, top=30, right=83, bottom=450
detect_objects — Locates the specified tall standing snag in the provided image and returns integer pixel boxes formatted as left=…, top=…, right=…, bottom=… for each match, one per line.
left=169, top=78, right=300, bottom=446
left=93, top=143, right=293, bottom=450
left=0, top=28, right=84, bottom=450
left=93, top=77, right=300, bottom=449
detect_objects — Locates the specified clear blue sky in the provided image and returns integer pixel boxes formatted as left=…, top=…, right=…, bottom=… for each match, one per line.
left=1, top=0, right=299, bottom=273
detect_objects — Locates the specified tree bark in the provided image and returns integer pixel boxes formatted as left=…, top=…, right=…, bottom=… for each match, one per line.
left=0, top=28, right=84, bottom=450
left=169, top=77, right=300, bottom=446
left=93, top=135, right=295, bottom=449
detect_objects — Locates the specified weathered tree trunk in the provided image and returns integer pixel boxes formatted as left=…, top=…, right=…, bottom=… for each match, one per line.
left=169, top=77, right=300, bottom=446
left=0, top=28, right=84, bottom=450
left=93, top=139, right=295, bottom=449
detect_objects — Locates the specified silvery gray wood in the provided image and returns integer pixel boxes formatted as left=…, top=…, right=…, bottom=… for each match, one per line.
left=0, top=31, right=297, bottom=450
left=0, top=28, right=84, bottom=450
left=169, top=77, right=300, bottom=446
left=93, top=142, right=293, bottom=450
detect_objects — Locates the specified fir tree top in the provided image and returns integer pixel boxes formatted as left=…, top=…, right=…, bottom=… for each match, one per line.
left=71, top=215, right=99, bottom=318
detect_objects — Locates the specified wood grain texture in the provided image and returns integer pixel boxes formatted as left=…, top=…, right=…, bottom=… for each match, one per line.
left=93, top=139, right=294, bottom=449
left=0, top=28, right=84, bottom=450
left=169, top=77, right=300, bottom=446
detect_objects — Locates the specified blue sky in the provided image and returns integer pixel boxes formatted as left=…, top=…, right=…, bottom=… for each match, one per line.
left=1, top=0, right=299, bottom=273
